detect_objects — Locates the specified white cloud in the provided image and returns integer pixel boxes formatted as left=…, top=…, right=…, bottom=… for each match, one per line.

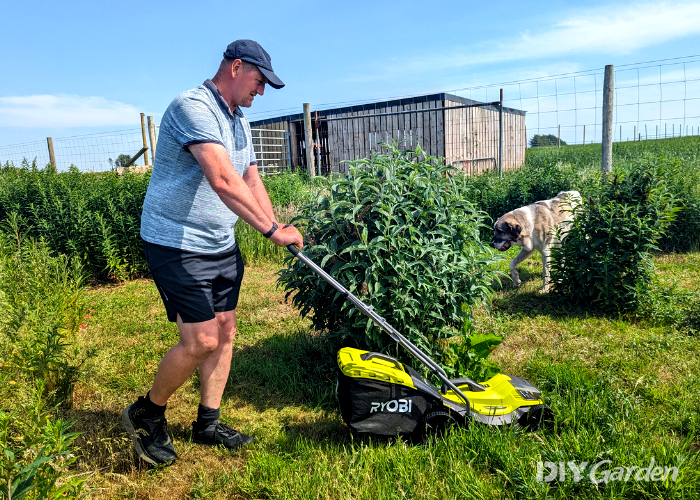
left=353, top=2, right=700, bottom=83
left=481, top=2, right=700, bottom=63
left=0, top=94, right=141, bottom=127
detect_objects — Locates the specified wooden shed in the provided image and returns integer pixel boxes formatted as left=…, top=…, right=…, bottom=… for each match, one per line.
left=249, top=92, right=526, bottom=175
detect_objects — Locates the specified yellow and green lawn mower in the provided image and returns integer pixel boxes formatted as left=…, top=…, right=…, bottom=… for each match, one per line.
left=288, top=244, right=554, bottom=439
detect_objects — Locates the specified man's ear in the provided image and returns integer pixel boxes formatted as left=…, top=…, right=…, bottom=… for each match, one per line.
left=230, top=58, right=243, bottom=78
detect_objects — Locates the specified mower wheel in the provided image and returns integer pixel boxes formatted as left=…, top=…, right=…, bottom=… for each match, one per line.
left=416, top=410, right=465, bottom=441
left=519, top=405, right=555, bottom=431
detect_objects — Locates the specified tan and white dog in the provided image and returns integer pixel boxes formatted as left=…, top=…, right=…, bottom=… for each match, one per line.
left=491, top=191, right=581, bottom=292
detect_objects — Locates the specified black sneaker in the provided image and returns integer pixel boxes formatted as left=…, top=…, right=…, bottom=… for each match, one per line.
left=121, top=397, right=177, bottom=465
left=192, top=421, right=254, bottom=450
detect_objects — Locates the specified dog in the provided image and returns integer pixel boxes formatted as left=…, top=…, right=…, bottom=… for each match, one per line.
left=491, top=191, right=581, bottom=292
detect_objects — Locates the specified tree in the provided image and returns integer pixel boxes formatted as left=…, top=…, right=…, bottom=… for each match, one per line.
left=108, top=154, right=133, bottom=170
left=529, top=134, right=566, bottom=147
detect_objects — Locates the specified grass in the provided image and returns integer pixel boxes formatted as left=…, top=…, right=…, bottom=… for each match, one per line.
left=3, top=139, right=700, bottom=498
left=63, top=248, right=700, bottom=499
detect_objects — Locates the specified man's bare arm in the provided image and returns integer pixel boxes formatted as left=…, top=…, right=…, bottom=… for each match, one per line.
left=242, top=164, right=276, bottom=223
left=189, top=143, right=302, bottom=248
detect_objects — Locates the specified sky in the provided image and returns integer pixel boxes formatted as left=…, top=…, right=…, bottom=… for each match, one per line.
left=1, top=0, right=700, bottom=149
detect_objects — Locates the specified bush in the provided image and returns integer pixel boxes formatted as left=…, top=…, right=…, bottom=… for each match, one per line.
left=653, top=155, right=700, bottom=252
left=260, top=170, right=315, bottom=208
left=278, top=143, right=502, bottom=372
left=0, top=161, right=317, bottom=279
left=550, top=157, right=679, bottom=313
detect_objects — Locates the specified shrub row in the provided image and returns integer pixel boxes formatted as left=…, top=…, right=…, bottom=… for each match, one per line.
left=0, top=161, right=149, bottom=281
left=0, top=161, right=314, bottom=280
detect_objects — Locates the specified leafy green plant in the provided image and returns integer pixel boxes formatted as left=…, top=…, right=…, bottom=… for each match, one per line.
left=442, top=325, right=503, bottom=380
left=0, top=161, right=150, bottom=281
left=0, top=225, right=92, bottom=408
left=0, top=161, right=316, bottom=280
left=550, top=157, right=679, bottom=312
left=278, top=142, right=502, bottom=372
left=0, top=379, right=88, bottom=500
left=0, top=225, right=91, bottom=499
left=652, top=155, right=700, bottom=252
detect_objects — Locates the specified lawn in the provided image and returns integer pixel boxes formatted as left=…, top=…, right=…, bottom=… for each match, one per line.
left=68, top=250, right=700, bottom=499
left=2, top=137, right=699, bottom=499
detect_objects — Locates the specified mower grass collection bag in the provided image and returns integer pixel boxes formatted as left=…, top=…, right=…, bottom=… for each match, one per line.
left=336, top=349, right=446, bottom=436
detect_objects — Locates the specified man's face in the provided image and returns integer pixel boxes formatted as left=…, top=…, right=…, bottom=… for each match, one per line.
left=231, top=63, right=267, bottom=108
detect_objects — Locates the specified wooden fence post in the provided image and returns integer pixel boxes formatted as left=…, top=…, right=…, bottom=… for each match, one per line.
left=602, top=64, right=614, bottom=174
left=498, top=88, right=503, bottom=179
left=583, top=125, right=586, bottom=145
left=147, top=116, right=157, bottom=164
left=557, top=124, right=561, bottom=149
left=314, top=110, right=322, bottom=176
left=303, top=103, right=315, bottom=176
left=47, top=137, right=57, bottom=169
left=140, top=113, right=149, bottom=166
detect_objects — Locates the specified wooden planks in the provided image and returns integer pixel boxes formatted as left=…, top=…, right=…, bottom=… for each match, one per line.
left=321, top=95, right=527, bottom=175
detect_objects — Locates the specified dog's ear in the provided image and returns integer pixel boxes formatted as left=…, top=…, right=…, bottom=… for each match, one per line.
left=510, top=223, right=522, bottom=238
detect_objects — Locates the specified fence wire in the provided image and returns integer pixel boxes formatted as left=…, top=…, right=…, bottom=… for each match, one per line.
left=2, top=56, right=699, bottom=172
left=447, top=55, right=700, bottom=146
left=0, top=128, right=152, bottom=172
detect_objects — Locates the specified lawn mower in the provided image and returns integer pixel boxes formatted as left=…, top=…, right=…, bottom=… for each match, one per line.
left=287, top=244, right=554, bottom=439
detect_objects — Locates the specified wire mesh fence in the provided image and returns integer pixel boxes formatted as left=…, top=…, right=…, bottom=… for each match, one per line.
left=446, top=55, right=700, bottom=146
left=0, top=125, right=292, bottom=175
left=2, top=56, right=699, bottom=173
left=0, top=128, right=153, bottom=172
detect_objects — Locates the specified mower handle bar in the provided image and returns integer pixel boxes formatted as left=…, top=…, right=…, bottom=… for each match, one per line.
left=287, top=244, right=471, bottom=409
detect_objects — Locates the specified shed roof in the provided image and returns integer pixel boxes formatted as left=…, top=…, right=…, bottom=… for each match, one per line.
left=249, top=92, right=526, bottom=127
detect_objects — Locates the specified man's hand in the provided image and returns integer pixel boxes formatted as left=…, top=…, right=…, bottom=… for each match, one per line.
left=269, top=224, right=303, bottom=250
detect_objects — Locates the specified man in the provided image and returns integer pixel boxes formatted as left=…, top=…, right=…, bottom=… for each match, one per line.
left=122, top=40, right=303, bottom=465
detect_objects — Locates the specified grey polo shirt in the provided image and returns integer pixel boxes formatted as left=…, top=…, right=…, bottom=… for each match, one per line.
left=141, top=79, right=257, bottom=252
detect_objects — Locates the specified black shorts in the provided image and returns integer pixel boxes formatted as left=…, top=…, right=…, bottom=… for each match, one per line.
left=142, top=240, right=245, bottom=323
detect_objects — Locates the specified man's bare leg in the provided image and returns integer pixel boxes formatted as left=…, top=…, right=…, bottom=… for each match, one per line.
left=148, top=314, right=224, bottom=406
left=199, top=310, right=236, bottom=408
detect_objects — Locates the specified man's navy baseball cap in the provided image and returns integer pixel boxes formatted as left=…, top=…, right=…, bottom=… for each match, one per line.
left=223, top=40, right=285, bottom=89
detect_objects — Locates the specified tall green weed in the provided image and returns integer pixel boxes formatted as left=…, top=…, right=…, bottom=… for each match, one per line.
left=0, top=227, right=91, bottom=499
left=0, top=160, right=149, bottom=280
left=0, top=161, right=315, bottom=278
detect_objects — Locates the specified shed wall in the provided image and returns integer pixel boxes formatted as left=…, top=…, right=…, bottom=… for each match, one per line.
left=443, top=97, right=527, bottom=175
